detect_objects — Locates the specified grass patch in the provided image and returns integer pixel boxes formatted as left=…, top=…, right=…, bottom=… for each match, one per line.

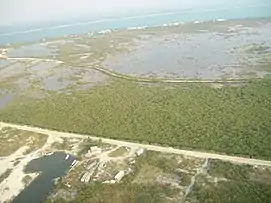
left=0, top=78, right=271, bottom=159
left=51, top=138, right=73, bottom=151
left=49, top=150, right=199, bottom=202
left=188, top=160, right=271, bottom=203
left=22, top=175, right=33, bottom=186
left=0, top=127, right=48, bottom=156
left=51, top=182, right=179, bottom=203
left=108, top=147, right=128, bottom=157
left=77, top=138, right=106, bottom=156
left=0, top=169, right=12, bottom=183
left=208, top=160, right=252, bottom=181
left=133, top=151, right=197, bottom=187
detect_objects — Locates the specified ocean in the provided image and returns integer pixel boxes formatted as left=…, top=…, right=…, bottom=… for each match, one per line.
left=0, top=1, right=271, bottom=45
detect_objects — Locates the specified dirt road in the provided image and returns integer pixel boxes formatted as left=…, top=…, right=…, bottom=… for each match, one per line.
left=6, top=57, right=248, bottom=84
left=1, top=122, right=271, bottom=167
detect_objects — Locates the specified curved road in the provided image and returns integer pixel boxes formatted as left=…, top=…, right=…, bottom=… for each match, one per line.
left=1, top=122, right=271, bottom=167
left=7, top=57, right=249, bottom=84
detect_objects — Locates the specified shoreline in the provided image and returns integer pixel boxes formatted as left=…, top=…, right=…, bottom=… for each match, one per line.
left=1, top=16, right=271, bottom=46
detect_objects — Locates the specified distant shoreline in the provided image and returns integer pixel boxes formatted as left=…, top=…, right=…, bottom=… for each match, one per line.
left=0, top=3, right=271, bottom=45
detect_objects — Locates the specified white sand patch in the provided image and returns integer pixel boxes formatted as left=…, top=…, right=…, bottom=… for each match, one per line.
left=0, top=134, right=57, bottom=203
left=0, top=146, right=29, bottom=175
left=0, top=152, right=40, bottom=203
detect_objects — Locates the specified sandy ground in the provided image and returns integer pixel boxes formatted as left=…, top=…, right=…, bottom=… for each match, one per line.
left=0, top=133, right=62, bottom=203
left=0, top=147, right=39, bottom=203
left=1, top=121, right=271, bottom=202
left=1, top=122, right=271, bottom=167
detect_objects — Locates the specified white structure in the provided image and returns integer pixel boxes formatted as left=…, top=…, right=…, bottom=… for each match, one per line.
left=98, top=29, right=111, bottom=34
left=0, top=54, right=7, bottom=59
left=103, top=180, right=116, bottom=184
left=0, top=49, right=8, bottom=59
left=87, top=160, right=98, bottom=170
left=136, top=149, right=144, bottom=156
left=90, top=146, right=102, bottom=154
left=115, top=171, right=125, bottom=182
left=80, top=171, right=95, bottom=183
left=71, top=160, right=77, bottom=166
left=84, top=172, right=93, bottom=183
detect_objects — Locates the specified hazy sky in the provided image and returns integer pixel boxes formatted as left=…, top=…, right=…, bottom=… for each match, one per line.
left=0, top=0, right=264, bottom=26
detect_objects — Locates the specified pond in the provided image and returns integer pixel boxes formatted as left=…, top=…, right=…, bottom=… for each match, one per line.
left=12, top=152, right=75, bottom=203
left=0, top=60, right=13, bottom=68
left=8, top=44, right=57, bottom=58
left=0, top=93, right=14, bottom=110
left=103, top=20, right=271, bottom=79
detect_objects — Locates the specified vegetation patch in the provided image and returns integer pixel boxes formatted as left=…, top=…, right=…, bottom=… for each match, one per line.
left=48, top=151, right=198, bottom=203
left=49, top=182, right=179, bottom=203
left=108, top=147, right=128, bottom=157
left=0, top=78, right=271, bottom=159
left=22, top=175, right=33, bottom=186
left=188, top=160, right=271, bottom=203
left=0, top=127, right=48, bottom=156
left=0, top=169, right=12, bottom=183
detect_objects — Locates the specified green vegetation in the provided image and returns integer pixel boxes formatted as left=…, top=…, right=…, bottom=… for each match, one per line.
left=258, top=54, right=271, bottom=71
left=22, top=175, right=32, bottom=186
left=0, top=127, right=48, bottom=156
left=136, top=151, right=202, bottom=175
left=50, top=182, right=179, bottom=203
left=0, top=78, right=271, bottom=159
left=0, top=169, right=12, bottom=183
left=48, top=151, right=188, bottom=203
left=77, top=139, right=104, bottom=156
left=242, top=44, right=271, bottom=54
left=191, top=181, right=271, bottom=203
left=133, top=151, right=198, bottom=186
left=48, top=152, right=271, bottom=203
left=108, top=147, right=128, bottom=157
left=188, top=160, right=271, bottom=203
left=208, top=160, right=252, bottom=181
left=51, top=138, right=74, bottom=151
left=70, top=63, right=247, bottom=84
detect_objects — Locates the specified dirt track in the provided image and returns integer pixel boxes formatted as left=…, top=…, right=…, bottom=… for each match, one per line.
left=1, top=122, right=271, bottom=167
left=7, top=57, right=248, bottom=84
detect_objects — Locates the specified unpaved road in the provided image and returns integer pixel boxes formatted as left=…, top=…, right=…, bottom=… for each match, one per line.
left=8, top=57, right=64, bottom=64
left=7, top=57, right=248, bottom=84
left=1, top=122, right=271, bottom=167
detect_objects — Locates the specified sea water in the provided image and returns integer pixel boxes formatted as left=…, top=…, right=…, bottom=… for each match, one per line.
left=0, top=1, right=270, bottom=45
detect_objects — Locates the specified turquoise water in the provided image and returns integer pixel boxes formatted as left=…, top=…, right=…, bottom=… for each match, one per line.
left=0, top=2, right=271, bottom=45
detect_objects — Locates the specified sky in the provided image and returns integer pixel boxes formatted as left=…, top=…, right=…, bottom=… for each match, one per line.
left=0, top=0, right=265, bottom=26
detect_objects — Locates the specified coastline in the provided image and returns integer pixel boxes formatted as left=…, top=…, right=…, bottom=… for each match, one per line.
left=0, top=3, right=271, bottom=45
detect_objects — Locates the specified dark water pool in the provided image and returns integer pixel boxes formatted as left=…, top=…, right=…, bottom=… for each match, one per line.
left=0, top=93, right=14, bottom=110
left=12, top=152, right=75, bottom=203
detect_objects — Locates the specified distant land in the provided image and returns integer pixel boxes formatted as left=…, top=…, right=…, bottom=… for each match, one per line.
left=0, top=1, right=271, bottom=44
left=0, top=1, right=270, bottom=202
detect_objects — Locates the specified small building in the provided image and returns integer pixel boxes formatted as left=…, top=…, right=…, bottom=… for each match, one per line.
left=115, top=171, right=125, bottom=182
left=87, top=160, right=98, bottom=170
left=98, top=29, right=111, bottom=34
left=90, top=146, right=102, bottom=154
left=80, top=171, right=95, bottom=183
left=80, top=173, right=88, bottom=182
left=0, top=54, right=7, bottom=59
left=103, top=180, right=116, bottom=184
left=136, top=149, right=144, bottom=156
left=84, top=172, right=92, bottom=183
